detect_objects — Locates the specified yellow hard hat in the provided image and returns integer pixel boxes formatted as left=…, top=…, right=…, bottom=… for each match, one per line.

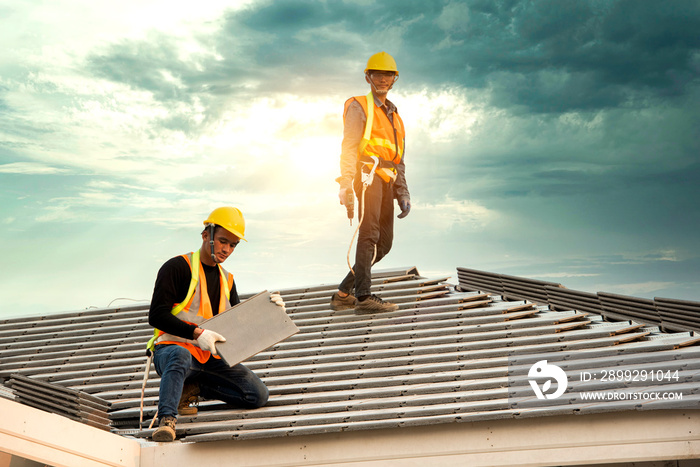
left=204, top=206, right=246, bottom=241
left=364, top=51, right=398, bottom=76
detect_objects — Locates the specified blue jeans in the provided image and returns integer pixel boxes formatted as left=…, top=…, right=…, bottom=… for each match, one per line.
left=153, top=344, right=269, bottom=419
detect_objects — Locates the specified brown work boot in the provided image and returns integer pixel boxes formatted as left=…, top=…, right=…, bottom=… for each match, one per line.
left=178, top=382, right=200, bottom=416
left=330, top=291, right=357, bottom=311
left=152, top=416, right=177, bottom=442
left=354, top=295, right=399, bottom=315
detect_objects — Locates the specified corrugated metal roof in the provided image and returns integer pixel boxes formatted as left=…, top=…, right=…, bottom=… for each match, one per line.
left=1, top=266, right=698, bottom=444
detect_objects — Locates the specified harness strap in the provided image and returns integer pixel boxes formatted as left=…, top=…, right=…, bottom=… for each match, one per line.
left=173, top=249, right=201, bottom=315
left=146, top=250, right=201, bottom=352
left=358, top=91, right=374, bottom=156
left=360, top=154, right=397, bottom=170
left=146, top=250, right=231, bottom=352
left=358, top=92, right=400, bottom=182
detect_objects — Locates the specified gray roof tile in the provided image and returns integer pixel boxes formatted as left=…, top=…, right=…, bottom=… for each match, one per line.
left=1, top=266, right=699, bottom=444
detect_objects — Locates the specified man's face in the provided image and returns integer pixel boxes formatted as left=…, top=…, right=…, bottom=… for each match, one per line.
left=366, top=70, right=397, bottom=94
left=203, top=227, right=240, bottom=263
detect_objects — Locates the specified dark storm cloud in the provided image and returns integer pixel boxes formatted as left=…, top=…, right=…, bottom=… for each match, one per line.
left=395, top=0, right=700, bottom=112
left=83, top=1, right=447, bottom=101
left=82, top=0, right=700, bottom=230
left=86, top=1, right=358, bottom=102
left=87, top=31, right=255, bottom=130
left=84, top=0, right=700, bottom=117
left=89, top=36, right=191, bottom=101
left=214, top=0, right=700, bottom=112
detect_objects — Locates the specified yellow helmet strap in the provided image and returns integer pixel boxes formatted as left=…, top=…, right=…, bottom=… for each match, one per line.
left=208, top=224, right=217, bottom=263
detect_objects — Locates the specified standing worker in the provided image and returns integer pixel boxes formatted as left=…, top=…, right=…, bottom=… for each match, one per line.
left=147, top=207, right=271, bottom=442
left=331, top=51, right=411, bottom=314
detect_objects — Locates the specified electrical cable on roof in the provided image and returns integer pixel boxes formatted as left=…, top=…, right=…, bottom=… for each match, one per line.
left=107, top=297, right=149, bottom=308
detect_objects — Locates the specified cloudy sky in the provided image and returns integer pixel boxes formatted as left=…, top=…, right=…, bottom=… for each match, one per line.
left=1, top=0, right=699, bottom=318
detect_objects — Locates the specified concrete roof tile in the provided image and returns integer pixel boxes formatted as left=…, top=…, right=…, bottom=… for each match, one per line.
left=2, top=266, right=699, bottom=444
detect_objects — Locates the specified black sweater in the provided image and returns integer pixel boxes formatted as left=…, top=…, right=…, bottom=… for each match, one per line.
left=148, top=255, right=240, bottom=339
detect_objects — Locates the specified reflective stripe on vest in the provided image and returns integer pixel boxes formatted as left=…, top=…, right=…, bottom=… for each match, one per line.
left=345, top=92, right=406, bottom=183
left=146, top=250, right=233, bottom=363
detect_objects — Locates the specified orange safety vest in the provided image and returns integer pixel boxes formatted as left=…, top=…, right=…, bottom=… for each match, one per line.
left=146, top=250, right=234, bottom=363
left=345, top=92, right=406, bottom=183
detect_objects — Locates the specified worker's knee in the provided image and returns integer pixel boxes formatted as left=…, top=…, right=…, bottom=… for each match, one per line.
left=357, top=227, right=381, bottom=248
left=375, top=236, right=393, bottom=259
left=154, top=344, right=193, bottom=376
left=374, top=246, right=391, bottom=263
left=246, top=385, right=269, bottom=409
left=169, top=346, right=192, bottom=367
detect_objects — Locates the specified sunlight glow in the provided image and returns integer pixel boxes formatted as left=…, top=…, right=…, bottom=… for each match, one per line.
left=206, top=95, right=341, bottom=182
left=399, top=88, right=482, bottom=142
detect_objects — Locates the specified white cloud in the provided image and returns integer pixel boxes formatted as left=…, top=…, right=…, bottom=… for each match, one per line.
left=1, top=1, right=248, bottom=58
left=436, top=2, right=470, bottom=33
left=417, top=195, right=497, bottom=232
left=0, top=162, right=69, bottom=175
left=601, top=250, right=683, bottom=265
left=535, top=272, right=601, bottom=279
left=399, top=87, right=482, bottom=143
left=597, top=281, right=677, bottom=298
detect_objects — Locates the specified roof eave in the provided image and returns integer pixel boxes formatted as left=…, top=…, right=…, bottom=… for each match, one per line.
left=0, top=397, right=140, bottom=467
left=140, top=409, right=700, bottom=467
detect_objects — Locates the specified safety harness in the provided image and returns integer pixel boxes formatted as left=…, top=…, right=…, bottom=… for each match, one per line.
left=357, top=92, right=402, bottom=183
left=346, top=91, right=403, bottom=274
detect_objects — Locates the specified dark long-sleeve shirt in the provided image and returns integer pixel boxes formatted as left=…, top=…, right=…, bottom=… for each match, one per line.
left=148, top=255, right=240, bottom=340
left=338, top=95, right=410, bottom=201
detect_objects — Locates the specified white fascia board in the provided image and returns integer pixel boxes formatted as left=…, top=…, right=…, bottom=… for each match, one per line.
left=0, top=397, right=140, bottom=467
left=140, top=410, right=700, bottom=467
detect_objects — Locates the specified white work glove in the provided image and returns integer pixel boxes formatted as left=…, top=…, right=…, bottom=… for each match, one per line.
left=196, top=329, right=226, bottom=356
left=270, top=292, right=286, bottom=312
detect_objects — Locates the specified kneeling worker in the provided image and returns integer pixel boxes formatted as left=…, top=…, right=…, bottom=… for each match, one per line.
left=147, top=206, right=270, bottom=442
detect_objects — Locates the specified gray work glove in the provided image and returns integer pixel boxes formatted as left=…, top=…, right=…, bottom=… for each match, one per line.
left=196, top=329, right=226, bottom=355
left=270, top=292, right=286, bottom=312
left=397, top=198, right=411, bottom=219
